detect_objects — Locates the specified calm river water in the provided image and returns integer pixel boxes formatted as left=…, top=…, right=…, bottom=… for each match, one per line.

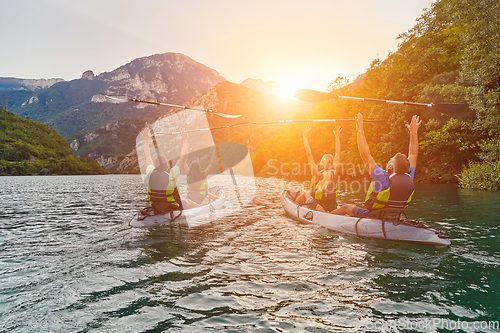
left=0, top=175, right=499, bottom=332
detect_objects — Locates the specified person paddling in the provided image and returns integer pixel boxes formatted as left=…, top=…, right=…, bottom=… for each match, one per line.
left=140, top=127, right=189, bottom=215
left=293, top=126, right=342, bottom=212
left=333, top=113, right=421, bottom=216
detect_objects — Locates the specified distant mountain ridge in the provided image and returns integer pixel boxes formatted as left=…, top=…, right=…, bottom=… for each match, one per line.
left=0, top=77, right=64, bottom=91
left=0, top=53, right=226, bottom=137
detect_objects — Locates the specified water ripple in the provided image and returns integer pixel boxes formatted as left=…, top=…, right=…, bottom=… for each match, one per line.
left=0, top=176, right=499, bottom=332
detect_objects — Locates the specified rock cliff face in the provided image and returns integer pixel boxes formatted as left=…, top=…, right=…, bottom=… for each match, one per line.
left=81, top=70, right=95, bottom=80
left=93, top=53, right=225, bottom=106
left=114, top=148, right=140, bottom=174
left=67, top=116, right=146, bottom=173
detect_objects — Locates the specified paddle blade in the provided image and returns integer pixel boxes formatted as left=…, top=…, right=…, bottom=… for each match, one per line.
left=432, top=103, right=468, bottom=116
left=217, top=143, right=249, bottom=171
left=293, top=89, right=337, bottom=102
left=213, top=112, right=242, bottom=119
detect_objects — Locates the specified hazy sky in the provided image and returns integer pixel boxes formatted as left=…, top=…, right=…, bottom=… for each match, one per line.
left=0, top=0, right=434, bottom=92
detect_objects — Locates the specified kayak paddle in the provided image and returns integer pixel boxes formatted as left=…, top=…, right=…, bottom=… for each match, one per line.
left=105, top=95, right=241, bottom=118
left=293, top=89, right=467, bottom=116
left=154, top=118, right=387, bottom=136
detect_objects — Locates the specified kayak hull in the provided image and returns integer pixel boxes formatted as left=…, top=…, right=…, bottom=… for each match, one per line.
left=130, top=187, right=225, bottom=227
left=280, top=190, right=450, bottom=248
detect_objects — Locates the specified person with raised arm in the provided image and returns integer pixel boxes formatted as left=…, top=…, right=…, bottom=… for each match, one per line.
left=293, top=126, right=342, bottom=212
left=140, top=127, right=190, bottom=215
left=333, top=113, right=422, bottom=216
left=184, top=148, right=218, bottom=208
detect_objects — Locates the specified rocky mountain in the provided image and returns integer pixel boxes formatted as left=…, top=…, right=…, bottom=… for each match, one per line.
left=0, top=53, right=226, bottom=137
left=0, top=77, right=64, bottom=91
left=92, top=53, right=225, bottom=104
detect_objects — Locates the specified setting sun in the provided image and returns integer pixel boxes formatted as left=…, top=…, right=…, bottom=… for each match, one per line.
left=273, top=76, right=306, bottom=100
left=277, top=86, right=296, bottom=100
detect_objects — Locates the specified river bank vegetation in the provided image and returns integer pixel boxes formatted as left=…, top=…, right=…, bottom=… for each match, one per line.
left=247, top=0, right=500, bottom=190
left=0, top=106, right=108, bottom=175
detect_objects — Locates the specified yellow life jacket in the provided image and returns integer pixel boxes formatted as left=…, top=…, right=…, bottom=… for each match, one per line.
left=365, top=173, right=414, bottom=210
left=310, top=169, right=338, bottom=201
left=186, top=180, right=208, bottom=197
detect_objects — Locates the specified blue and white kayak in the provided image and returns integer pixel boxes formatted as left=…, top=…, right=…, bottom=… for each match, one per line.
left=280, top=190, right=450, bottom=248
left=130, top=187, right=225, bottom=228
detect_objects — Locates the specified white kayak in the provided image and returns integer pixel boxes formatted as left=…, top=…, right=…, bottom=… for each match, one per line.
left=281, top=190, right=450, bottom=248
left=130, top=187, right=225, bottom=227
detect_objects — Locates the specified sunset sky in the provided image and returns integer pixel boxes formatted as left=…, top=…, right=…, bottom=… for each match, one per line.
left=1, top=0, right=433, bottom=92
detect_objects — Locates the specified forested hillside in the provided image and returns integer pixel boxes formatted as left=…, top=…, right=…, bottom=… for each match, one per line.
left=251, top=0, right=500, bottom=189
left=67, top=117, right=148, bottom=172
left=0, top=106, right=107, bottom=175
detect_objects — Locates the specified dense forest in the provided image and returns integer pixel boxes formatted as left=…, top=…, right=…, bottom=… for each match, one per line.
left=0, top=106, right=108, bottom=175
left=248, top=0, right=500, bottom=190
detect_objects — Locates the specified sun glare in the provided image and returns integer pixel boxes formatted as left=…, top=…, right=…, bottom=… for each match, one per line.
left=274, top=77, right=303, bottom=101
left=278, top=86, right=296, bottom=100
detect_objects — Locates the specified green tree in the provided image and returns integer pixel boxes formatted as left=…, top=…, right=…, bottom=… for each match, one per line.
left=0, top=106, right=108, bottom=175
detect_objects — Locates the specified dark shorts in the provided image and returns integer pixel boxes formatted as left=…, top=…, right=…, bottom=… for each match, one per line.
left=352, top=206, right=370, bottom=216
left=306, top=198, right=337, bottom=212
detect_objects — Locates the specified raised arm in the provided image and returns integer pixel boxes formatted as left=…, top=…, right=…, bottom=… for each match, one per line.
left=406, top=115, right=422, bottom=170
left=183, top=162, right=190, bottom=174
left=333, top=125, right=342, bottom=176
left=356, top=113, right=377, bottom=175
left=140, top=128, right=153, bottom=169
left=202, top=148, right=217, bottom=178
left=175, top=128, right=190, bottom=169
left=303, top=127, right=320, bottom=177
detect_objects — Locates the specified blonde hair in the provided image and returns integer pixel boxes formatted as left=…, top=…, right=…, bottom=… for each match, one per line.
left=317, top=154, right=335, bottom=193
left=318, top=154, right=334, bottom=170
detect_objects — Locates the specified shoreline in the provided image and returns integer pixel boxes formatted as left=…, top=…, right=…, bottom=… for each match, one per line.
left=0, top=171, right=460, bottom=184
